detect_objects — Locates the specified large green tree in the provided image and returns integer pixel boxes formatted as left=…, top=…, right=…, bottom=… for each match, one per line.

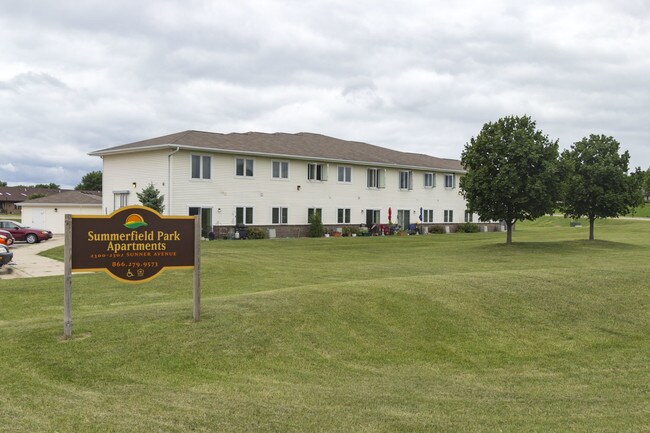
left=460, top=115, right=560, bottom=244
left=643, top=167, right=650, bottom=202
left=75, top=171, right=102, bottom=191
left=136, top=182, right=165, bottom=214
left=559, top=135, right=644, bottom=241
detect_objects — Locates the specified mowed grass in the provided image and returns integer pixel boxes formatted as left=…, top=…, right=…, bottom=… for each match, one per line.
left=1, top=217, right=649, bottom=432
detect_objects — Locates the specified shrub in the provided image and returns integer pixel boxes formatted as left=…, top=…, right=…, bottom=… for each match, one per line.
left=246, top=227, right=266, bottom=239
left=456, top=222, right=479, bottom=233
left=430, top=225, right=445, bottom=234
left=308, top=214, right=325, bottom=238
left=342, top=226, right=360, bottom=236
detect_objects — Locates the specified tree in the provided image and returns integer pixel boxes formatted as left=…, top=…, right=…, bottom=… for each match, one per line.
left=307, top=213, right=324, bottom=238
left=559, top=135, right=644, bottom=241
left=34, top=183, right=60, bottom=189
left=75, top=171, right=102, bottom=191
left=643, top=167, right=650, bottom=202
left=136, top=183, right=165, bottom=214
left=460, top=115, right=560, bottom=244
left=0, top=181, right=7, bottom=187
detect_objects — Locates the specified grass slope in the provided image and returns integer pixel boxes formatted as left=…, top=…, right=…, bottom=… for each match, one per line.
left=2, top=217, right=649, bottom=432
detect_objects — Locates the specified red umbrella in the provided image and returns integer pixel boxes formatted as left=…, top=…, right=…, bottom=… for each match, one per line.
left=388, top=207, right=392, bottom=222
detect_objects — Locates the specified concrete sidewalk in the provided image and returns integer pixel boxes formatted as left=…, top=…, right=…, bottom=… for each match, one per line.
left=0, top=235, right=65, bottom=279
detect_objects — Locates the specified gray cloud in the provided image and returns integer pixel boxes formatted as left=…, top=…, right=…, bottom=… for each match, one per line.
left=0, top=0, right=648, bottom=188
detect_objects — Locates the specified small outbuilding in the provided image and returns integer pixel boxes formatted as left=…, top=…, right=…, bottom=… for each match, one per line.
left=18, top=191, right=103, bottom=234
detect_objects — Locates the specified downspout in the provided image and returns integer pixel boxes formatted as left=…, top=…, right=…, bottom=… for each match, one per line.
left=167, top=146, right=180, bottom=215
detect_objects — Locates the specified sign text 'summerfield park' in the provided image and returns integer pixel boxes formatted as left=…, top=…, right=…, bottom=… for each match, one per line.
left=71, top=206, right=195, bottom=283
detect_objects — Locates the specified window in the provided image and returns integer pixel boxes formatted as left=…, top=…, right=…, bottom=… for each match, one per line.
left=399, top=171, right=413, bottom=190
left=397, top=209, right=410, bottom=228
left=272, top=161, right=289, bottom=179
left=365, top=209, right=380, bottom=227
left=272, top=207, right=288, bottom=224
left=337, top=166, right=351, bottom=183
left=337, top=208, right=351, bottom=224
left=307, top=208, right=322, bottom=222
left=444, top=174, right=455, bottom=188
left=424, top=173, right=435, bottom=188
left=464, top=210, right=474, bottom=222
left=113, top=191, right=129, bottom=210
left=236, top=158, right=254, bottom=177
left=422, top=209, right=434, bottom=223
left=444, top=210, right=454, bottom=223
left=308, top=163, right=327, bottom=181
left=189, top=207, right=213, bottom=237
left=367, top=168, right=386, bottom=188
left=236, top=207, right=253, bottom=224
left=191, top=155, right=211, bottom=179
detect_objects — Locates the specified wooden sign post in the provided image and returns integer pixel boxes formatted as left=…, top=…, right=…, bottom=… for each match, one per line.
left=63, top=206, right=201, bottom=339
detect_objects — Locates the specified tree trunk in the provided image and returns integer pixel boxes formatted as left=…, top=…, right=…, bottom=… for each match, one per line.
left=506, top=221, right=513, bottom=244
left=589, top=216, right=595, bottom=241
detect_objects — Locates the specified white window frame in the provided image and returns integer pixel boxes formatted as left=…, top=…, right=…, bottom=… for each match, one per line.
left=236, top=206, right=254, bottom=225
left=424, top=172, right=435, bottom=188
left=191, top=154, right=211, bottom=180
left=307, top=207, right=322, bottom=223
left=444, top=174, right=456, bottom=189
left=444, top=210, right=454, bottom=223
left=464, top=210, right=474, bottom=223
left=367, top=168, right=386, bottom=189
left=272, top=160, right=289, bottom=180
left=399, top=170, right=413, bottom=190
left=337, top=166, right=352, bottom=183
left=307, top=163, right=328, bottom=181
left=236, top=158, right=255, bottom=177
left=337, top=208, right=351, bottom=224
left=113, top=190, right=129, bottom=211
left=422, top=209, right=434, bottom=223
left=272, top=207, right=289, bottom=224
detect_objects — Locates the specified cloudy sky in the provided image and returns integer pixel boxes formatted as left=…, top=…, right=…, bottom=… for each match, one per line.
left=1, top=0, right=648, bottom=189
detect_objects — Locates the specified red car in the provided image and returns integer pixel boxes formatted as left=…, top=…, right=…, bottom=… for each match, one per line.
left=0, top=220, right=52, bottom=244
left=0, top=229, right=14, bottom=246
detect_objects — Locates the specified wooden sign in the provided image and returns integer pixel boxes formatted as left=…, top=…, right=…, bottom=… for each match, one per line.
left=64, top=206, right=201, bottom=339
left=71, top=206, right=195, bottom=283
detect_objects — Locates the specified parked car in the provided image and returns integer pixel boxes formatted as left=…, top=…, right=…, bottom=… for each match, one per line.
left=0, top=220, right=53, bottom=244
left=0, top=229, right=15, bottom=246
left=0, top=244, right=13, bottom=267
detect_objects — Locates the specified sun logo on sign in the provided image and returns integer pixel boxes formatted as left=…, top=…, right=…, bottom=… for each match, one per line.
left=124, top=213, right=148, bottom=229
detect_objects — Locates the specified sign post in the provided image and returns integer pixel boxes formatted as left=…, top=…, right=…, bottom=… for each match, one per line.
left=64, top=206, right=200, bottom=339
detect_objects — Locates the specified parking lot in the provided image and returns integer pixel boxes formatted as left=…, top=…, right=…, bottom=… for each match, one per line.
left=0, top=235, right=64, bottom=279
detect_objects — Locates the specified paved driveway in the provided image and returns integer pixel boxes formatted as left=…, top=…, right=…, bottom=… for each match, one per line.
left=0, top=235, right=64, bottom=279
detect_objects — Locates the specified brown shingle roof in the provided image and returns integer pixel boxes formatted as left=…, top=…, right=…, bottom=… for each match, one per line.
left=0, top=187, right=65, bottom=203
left=90, top=130, right=464, bottom=172
left=18, top=190, right=102, bottom=206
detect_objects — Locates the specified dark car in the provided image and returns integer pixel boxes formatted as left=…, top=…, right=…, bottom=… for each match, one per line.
left=0, top=244, right=13, bottom=267
left=0, top=229, right=14, bottom=246
left=0, top=220, right=53, bottom=244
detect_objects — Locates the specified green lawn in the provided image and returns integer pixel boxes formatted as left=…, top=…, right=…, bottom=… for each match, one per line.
left=2, top=217, right=649, bottom=432
left=627, top=203, right=650, bottom=217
